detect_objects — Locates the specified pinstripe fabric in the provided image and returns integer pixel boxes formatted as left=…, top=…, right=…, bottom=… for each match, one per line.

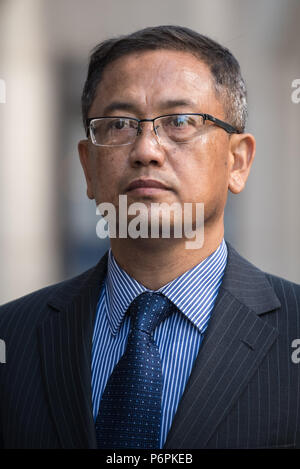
left=0, top=241, right=300, bottom=448
left=91, top=239, right=227, bottom=448
left=164, top=256, right=300, bottom=449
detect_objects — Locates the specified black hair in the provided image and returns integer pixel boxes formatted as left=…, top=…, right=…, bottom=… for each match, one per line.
left=81, top=25, right=247, bottom=134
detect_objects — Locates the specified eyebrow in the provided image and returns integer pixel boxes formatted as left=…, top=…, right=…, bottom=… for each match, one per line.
left=102, top=101, right=138, bottom=115
left=101, top=99, right=197, bottom=115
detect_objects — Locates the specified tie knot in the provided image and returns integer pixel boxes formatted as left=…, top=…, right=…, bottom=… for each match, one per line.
left=128, top=292, right=173, bottom=335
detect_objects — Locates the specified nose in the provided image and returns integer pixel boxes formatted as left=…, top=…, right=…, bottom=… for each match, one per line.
left=128, top=121, right=166, bottom=167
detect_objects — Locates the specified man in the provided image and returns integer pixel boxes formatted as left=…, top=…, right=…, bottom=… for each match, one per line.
left=0, top=25, right=300, bottom=449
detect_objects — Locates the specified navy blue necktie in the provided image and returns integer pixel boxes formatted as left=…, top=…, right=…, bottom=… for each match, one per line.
left=95, top=291, right=175, bottom=449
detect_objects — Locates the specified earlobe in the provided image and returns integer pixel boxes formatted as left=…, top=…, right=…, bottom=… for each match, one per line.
left=78, top=139, right=95, bottom=200
left=228, top=133, right=256, bottom=194
left=229, top=173, right=245, bottom=194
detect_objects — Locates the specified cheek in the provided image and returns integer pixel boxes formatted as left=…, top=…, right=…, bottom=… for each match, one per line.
left=175, top=137, right=229, bottom=200
left=91, top=153, right=124, bottom=203
left=198, top=134, right=229, bottom=177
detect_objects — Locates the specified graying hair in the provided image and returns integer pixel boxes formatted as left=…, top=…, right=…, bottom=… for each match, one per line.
left=81, top=25, right=248, bottom=134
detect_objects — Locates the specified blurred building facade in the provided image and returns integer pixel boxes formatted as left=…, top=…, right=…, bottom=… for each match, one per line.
left=0, top=0, right=299, bottom=303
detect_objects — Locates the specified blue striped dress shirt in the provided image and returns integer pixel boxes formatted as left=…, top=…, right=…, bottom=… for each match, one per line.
left=91, top=238, right=228, bottom=448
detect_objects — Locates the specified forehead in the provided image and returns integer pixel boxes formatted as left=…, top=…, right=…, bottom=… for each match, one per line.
left=89, top=49, right=223, bottom=116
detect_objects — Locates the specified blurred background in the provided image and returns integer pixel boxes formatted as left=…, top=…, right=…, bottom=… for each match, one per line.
left=0, top=0, right=299, bottom=303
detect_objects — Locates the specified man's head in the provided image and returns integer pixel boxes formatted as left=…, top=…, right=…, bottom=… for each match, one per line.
left=78, top=26, right=255, bottom=245
left=81, top=25, right=247, bottom=135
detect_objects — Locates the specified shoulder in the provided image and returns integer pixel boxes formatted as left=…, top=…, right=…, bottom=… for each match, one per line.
left=0, top=261, right=105, bottom=331
left=226, top=240, right=300, bottom=290
left=224, top=240, right=300, bottom=313
left=264, top=271, right=300, bottom=302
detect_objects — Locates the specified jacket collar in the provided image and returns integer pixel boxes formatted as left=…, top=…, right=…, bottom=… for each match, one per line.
left=218, top=242, right=280, bottom=314
left=47, top=241, right=280, bottom=315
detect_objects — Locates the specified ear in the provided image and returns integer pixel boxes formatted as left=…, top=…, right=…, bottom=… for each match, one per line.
left=228, top=133, right=256, bottom=194
left=78, top=139, right=95, bottom=200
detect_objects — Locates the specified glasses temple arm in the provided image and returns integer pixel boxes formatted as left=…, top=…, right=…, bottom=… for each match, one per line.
left=203, top=114, right=241, bottom=134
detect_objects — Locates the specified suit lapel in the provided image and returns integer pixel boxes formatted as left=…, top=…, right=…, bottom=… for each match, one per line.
left=37, top=253, right=108, bottom=449
left=164, top=242, right=281, bottom=449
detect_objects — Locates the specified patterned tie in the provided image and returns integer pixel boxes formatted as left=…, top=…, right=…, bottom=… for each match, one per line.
left=95, top=291, right=175, bottom=449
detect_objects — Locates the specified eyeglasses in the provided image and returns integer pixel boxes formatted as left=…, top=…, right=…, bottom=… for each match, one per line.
left=86, top=113, right=240, bottom=147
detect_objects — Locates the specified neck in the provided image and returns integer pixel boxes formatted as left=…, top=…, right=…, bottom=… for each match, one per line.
left=110, top=224, right=224, bottom=290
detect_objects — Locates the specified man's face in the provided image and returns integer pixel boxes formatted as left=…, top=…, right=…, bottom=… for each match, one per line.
left=79, top=49, right=237, bottom=232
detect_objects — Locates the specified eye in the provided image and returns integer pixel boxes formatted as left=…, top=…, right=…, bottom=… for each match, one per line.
left=170, top=116, right=189, bottom=127
left=110, top=119, right=130, bottom=130
left=165, top=115, right=197, bottom=129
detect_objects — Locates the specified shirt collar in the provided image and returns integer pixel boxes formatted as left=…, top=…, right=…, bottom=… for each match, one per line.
left=105, top=239, right=227, bottom=335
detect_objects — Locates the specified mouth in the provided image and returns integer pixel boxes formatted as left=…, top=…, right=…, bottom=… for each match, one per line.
left=125, top=178, right=172, bottom=195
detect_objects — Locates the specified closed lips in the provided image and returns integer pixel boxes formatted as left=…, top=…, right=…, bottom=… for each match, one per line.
left=126, top=179, right=170, bottom=191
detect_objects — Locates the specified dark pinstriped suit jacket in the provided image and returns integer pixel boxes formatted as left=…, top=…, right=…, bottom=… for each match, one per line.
left=0, top=241, right=300, bottom=449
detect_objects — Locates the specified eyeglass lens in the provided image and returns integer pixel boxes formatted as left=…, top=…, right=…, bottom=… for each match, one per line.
left=90, top=114, right=206, bottom=146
